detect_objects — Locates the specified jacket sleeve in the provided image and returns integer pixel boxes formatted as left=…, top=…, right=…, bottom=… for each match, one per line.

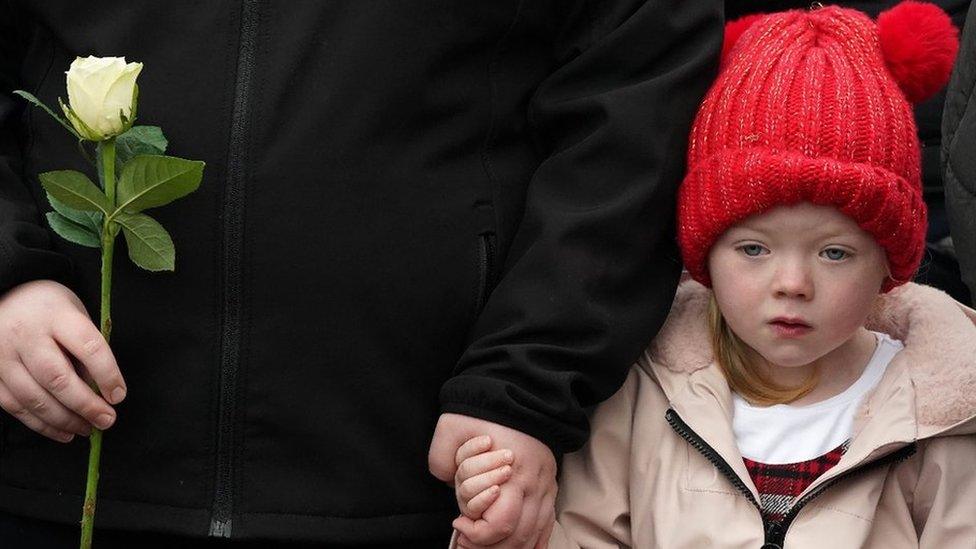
left=546, top=367, right=641, bottom=549
left=943, top=0, right=976, bottom=299
left=439, top=0, right=722, bottom=454
left=912, top=435, right=976, bottom=547
left=0, top=1, right=74, bottom=296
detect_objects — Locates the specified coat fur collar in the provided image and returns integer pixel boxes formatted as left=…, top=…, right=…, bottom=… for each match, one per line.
left=646, top=280, right=976, bottom=433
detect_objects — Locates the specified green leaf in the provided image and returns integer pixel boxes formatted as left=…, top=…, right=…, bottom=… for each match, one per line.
left=46, top=193, right=103, bottom=237
left=115, top=155, right=204, bottom=214
left=115, top=126, right=168, bottom=174
left=12, top=90, right=83, bottom=140
left=46, top=212, right=100, bottom=248
left=38, top=170, right=111, bottom=214
left=115, top=211, right=175, bottom=271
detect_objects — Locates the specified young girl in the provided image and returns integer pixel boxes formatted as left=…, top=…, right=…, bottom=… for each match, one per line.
left=450, top=3, right=976, bottom=548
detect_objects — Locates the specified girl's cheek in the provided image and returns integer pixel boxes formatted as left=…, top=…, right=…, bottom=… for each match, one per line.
left=824, top=283, right=877, bottom=330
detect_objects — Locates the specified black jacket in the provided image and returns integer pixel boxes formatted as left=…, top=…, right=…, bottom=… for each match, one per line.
left=0, top=1, right=721, bottom=542
left=944, top=0, right=976, bottom=298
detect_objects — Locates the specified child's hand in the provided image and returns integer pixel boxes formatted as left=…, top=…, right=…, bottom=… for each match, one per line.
left=454, top=435, right=515, bottom=519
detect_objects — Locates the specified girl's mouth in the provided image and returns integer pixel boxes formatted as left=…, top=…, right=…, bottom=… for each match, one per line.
left=768, top=318, right=813, bottom=337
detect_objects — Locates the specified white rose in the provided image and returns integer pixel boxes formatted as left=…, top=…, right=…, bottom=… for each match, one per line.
left=63, top=56, right=143, bottom=141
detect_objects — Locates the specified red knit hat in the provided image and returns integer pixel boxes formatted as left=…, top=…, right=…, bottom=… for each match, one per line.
left=678, top=2, right=958, bottom=292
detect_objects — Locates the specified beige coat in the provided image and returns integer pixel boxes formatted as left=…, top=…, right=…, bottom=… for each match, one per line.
left=545, top=281, right=976, bottom=549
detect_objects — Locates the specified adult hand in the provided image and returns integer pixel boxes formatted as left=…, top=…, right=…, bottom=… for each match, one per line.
left=429, top=413, right=557, bottom=549
left=0, top=279, right=125, bottom=442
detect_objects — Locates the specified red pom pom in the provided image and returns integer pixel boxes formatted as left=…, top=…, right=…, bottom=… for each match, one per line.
left=722, top=14, right=766, bottom=68
left=878, top=1, right=959, bottom=103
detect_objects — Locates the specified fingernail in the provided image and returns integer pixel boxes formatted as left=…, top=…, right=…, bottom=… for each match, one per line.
left=110, top=387, right=126, bottom=404
left=60, top=433, right=74, bottom=443
left=95, top=414, right=114, bottom=429
left=489, top=484, right=500, bottom=493
left=502, top=449, right=513, bottom=461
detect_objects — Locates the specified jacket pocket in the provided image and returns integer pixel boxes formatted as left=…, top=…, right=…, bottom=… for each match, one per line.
left=475, top=232, right=498, bottom=313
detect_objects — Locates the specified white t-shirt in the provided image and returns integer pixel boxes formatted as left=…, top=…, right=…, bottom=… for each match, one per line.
left=731, top=331, right=904, bottom=464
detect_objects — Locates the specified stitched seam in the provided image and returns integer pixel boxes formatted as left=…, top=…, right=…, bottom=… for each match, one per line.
left=909, top=439, right=927, bottom=525
left=238, top=507, right=458, bottom=520
left=479, top=0, right=525, bottom=243
left=945, top=72, right=976, bottom=162
left=945, top=151, right=976, bottom=198
left=682, top=486, right=739, bottom=496
left=0, top=483, right=458, bottom=519
left=804, top=503, right=873, bottom=522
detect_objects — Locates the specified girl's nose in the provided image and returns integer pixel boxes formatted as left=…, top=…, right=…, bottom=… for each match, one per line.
left=772, top=260, right=814, bottom=300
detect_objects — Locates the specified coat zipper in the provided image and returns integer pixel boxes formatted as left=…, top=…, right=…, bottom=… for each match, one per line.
left=210, top=0, right=260, bottom=538
left=664, top=409, right=763, bottom=510
left=665, top=408, right=917, bottom=548
left=767, top=442, right=917, bottom=547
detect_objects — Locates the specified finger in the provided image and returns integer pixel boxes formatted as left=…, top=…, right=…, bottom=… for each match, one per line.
left=456, top=435, right=493, bottom=466
left=454, top=530, right=480, bottom=549
left=51, top=314, right=125, bottom=405
left=0, top=356, right=96, bottom=435
left=503, top=483, right=542, bottom=549
left=458, top=483, right=523, bottom=545
left=453, top=517, right=496, bottom=549
left=529, top=487, right=556, bottom=549
left=456, top=449, right=514, bottom=483
left=17, top=342, right=116, bottom=430
left=458, top=464, right=513, bottom=502
left=0, top=378, right=77, bottom=443
left=464, top=484, right=501, bottom=518
left=455, top=530, right=497, bottom=549
left=533, top=519, right=554, bottom=549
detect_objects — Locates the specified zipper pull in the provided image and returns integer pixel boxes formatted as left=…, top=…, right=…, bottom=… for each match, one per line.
left=762, top=522, right=784, bottom=548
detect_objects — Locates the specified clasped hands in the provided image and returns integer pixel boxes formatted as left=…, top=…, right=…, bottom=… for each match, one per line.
left=429, top=413, right=557, bottom=549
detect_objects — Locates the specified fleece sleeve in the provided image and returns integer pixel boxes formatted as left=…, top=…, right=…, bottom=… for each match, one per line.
left=0, top=1, right=74, bottom=296
left=440, top=0, right=722, bottom=454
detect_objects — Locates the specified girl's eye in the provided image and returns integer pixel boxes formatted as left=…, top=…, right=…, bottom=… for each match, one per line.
left=739, top=244, right=767, bottom=257
left=821, top=248, right=849, bottom=261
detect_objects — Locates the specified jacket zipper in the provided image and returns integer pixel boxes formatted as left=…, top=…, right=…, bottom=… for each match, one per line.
left=665, top=408, right=917, bottom=548
left=767, top=442, right=917, bottom=547
left=210, top=0, right=260, bottom=538
left=475, top=232, right=498, bottom=312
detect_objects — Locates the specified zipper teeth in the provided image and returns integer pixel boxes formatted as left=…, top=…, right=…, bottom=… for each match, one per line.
left=211, top=0, right=260, bottom=537
left=665, top=409, right=761, bottom=512
left=773, top=442, right=918, bottom=540
left=667, top=407, right=918, bottom=548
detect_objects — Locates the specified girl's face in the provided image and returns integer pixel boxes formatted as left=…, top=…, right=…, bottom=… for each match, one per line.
left=707, top=202, right=890, bottom=370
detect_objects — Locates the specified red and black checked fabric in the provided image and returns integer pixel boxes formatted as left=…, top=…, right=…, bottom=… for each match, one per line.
left=743, top=441, right=848, bottom=523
